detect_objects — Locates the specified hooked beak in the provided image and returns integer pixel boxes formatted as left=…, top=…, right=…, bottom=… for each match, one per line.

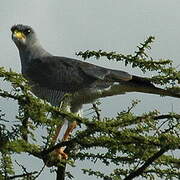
left=12, top=30, right=26, bottom=41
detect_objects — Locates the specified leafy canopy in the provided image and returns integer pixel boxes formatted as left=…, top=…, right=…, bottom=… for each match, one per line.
left=0, top=37, right=180, bottom=180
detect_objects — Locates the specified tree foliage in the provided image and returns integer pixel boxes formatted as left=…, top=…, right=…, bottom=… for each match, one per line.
left=0, top=37, right=180, bottom=179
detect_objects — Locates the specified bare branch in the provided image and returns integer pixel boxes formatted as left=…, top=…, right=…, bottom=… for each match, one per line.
left=124, top=147, right=168, bottom=180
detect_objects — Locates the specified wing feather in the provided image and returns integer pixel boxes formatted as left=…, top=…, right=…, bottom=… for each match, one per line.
left=25, top=56, right=132, bottom=92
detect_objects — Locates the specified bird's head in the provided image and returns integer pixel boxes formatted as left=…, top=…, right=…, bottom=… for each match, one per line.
left=11, top=24, right=37, bottom=49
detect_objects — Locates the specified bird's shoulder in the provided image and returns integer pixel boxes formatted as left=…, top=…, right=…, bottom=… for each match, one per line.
left=25, top=56, right=99, bottom=91
left=28, top=55, right=109, bottom=80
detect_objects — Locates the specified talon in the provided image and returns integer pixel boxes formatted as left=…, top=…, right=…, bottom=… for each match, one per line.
left=55, top=148, right=68, bottom=160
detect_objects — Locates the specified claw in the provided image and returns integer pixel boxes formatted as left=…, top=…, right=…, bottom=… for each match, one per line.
left=45, top=148, right=68, bottom=167
left=55, top=147, right=68, bottom=160
left=46, top=120, right=76, bottom=167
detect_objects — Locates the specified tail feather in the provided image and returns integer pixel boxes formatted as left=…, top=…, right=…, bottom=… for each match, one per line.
left=101, top=75, right=180, bottom=99
left=108, top=69, right=132, bottom=81
left=71, top=75, right=180, bottom=107
left=115, top=75, right=180, bottom=98
left=130, top=75, right=155, bottom=88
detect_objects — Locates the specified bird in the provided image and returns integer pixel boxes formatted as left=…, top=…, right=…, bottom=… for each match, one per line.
left=11, top=24, right=180, bottom=161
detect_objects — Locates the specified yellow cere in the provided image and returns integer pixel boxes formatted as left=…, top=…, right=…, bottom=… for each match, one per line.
left=14, top=30, right=26, bottom=40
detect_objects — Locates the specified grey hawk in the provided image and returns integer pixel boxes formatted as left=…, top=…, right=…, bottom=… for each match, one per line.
left=11, top=24, right=180, bottom=159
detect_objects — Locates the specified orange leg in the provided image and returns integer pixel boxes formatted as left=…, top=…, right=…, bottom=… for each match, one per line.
left=56, top=121, right=77, bottom=159
left=50, top=121, right=77, bottom=161
left=63, top=121, right=77, bottom=141
left=52, top=125, right=62, bottom=144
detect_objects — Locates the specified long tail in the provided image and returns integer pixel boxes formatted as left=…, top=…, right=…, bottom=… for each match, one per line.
left=103, top=75, right=180, bottom=98
left=71, top=75, right=180, bottom=107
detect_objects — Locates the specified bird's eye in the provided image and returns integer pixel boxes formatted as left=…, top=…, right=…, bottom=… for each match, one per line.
left=27, top=29, right=31, bottom=33
left=24, top=29, right=31, bottom=35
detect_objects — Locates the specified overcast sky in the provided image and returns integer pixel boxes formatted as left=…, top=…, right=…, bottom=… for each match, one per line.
left=0, top=1, right=180, bottom=179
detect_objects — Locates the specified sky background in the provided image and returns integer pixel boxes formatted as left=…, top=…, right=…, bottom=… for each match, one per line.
left=0, top=1, right=180, bottom=179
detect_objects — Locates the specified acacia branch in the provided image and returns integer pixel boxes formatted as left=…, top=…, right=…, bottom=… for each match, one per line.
left=9, top=171, right=38, bottom=179
left=56, top=164, right=66, bottom=180
left=124, top=147, right=168, bottom=180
